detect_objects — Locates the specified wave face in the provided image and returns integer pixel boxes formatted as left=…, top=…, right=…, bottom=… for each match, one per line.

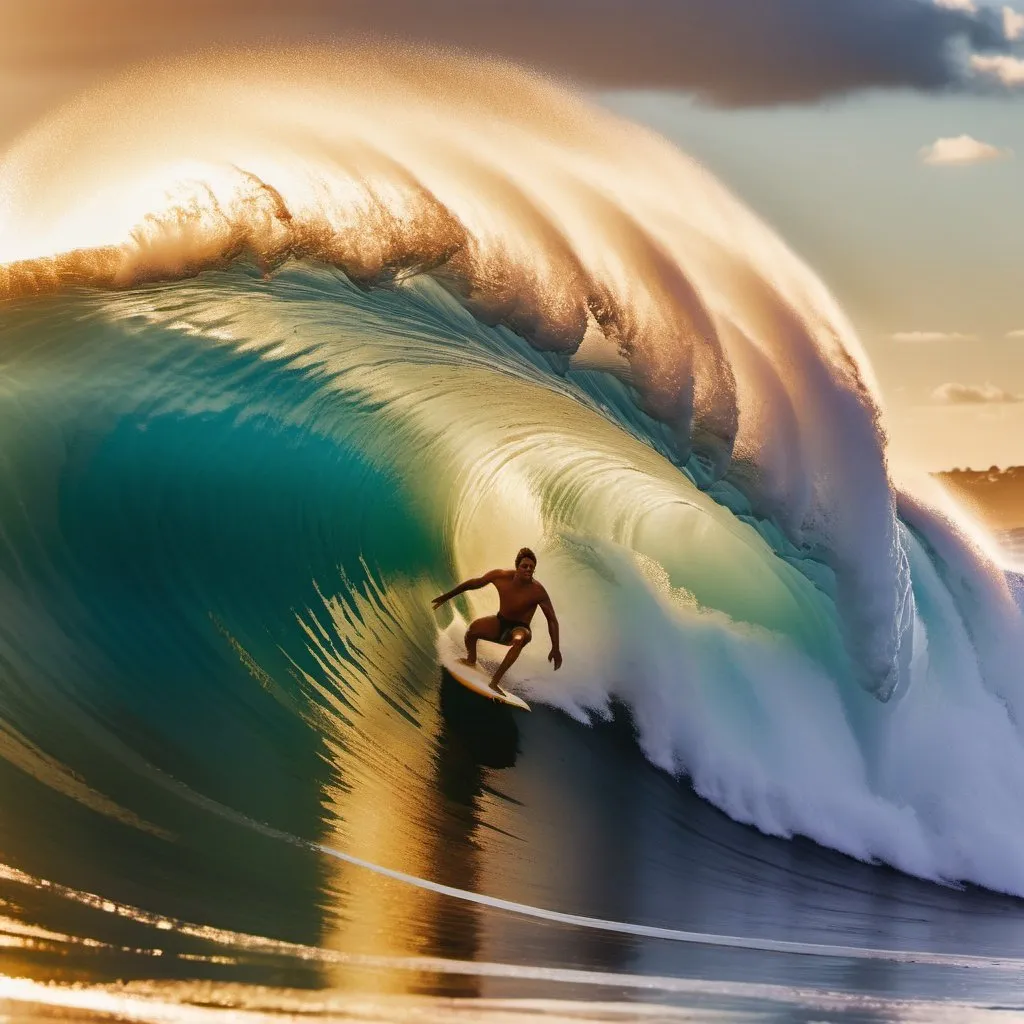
left=2, top=46, right=1024, bottom=906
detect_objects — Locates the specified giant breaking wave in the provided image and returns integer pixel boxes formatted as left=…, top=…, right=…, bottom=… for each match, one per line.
left=2, top=45, right=1024, bottom=897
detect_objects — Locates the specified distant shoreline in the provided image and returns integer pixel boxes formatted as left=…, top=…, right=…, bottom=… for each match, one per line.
left=935, top=466, right=1024, bottom=532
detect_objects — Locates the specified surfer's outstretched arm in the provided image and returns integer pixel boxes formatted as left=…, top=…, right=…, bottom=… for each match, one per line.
left=432, top=570, right=500, bottom=610
left=540, top=595, right=562, bottom=670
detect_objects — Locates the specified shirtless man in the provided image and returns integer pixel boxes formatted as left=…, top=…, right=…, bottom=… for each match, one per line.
left=432, top=547, right=561, bottom=691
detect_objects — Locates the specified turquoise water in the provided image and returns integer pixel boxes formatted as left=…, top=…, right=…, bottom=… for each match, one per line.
left=0, top=261, right=1022, bottom=906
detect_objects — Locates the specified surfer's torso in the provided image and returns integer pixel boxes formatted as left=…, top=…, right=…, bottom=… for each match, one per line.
left=489, top=570, right=548, bottom=625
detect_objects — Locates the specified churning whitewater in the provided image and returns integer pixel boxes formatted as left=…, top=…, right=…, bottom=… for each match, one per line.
left=2, top=46, right=1024, bottom=902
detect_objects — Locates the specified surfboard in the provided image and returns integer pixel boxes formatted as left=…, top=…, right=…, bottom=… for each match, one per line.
left=441, top=656, right=532, bottom=711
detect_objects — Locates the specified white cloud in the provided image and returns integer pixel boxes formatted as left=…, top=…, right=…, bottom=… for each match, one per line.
left=970, top=53, right=1024, bottom=86
left=1004, top=6, right=1024, bottom=41
left=919, top=134, right=1013, bottom=165
left=892, top=330, right=978, bottom=342
left=932, top=382, right=1022, bottom=404
left=934, top=0, right=977, bottom=10
left=1007, top=329, right=1024, bottom=338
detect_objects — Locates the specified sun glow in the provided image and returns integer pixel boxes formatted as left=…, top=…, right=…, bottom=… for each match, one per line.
left=0, top=160, right=248, bottom=265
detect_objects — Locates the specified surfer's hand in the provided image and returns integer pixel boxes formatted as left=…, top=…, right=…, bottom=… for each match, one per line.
left=549, top=648, right=562, bottom=670
left=431, top=595, right=447, bottom=610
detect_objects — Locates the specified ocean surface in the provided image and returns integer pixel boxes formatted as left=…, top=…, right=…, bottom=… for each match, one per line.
left=2, top=46, right=1024, bottom=1022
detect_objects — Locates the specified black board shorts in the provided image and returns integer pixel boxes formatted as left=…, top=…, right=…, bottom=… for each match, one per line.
left=497, top=615, right=531, bottom=644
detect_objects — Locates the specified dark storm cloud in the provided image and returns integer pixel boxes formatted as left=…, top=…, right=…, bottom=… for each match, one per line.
left=2, top=0, right=1020, bottom=138
left=321, top=0, right=1015, bottom=105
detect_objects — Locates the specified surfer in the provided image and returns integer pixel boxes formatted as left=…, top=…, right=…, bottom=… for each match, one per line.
left=432, top=547, right=562, bottom=691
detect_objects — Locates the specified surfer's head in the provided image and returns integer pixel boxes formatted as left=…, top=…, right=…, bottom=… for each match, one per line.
left=515, top=547, right=537, bottom=579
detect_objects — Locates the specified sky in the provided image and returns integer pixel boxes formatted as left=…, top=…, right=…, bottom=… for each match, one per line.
left=2, top=0, right=1023, bottom=470
left=604, top=85, right=1024, bottom=471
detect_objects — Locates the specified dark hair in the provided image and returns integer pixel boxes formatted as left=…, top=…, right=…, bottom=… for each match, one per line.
left=515, top=547, right=537, bottom=567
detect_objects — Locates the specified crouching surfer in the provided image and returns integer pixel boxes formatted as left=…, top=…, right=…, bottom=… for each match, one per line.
left=432, top=547, right=562, bottom=691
